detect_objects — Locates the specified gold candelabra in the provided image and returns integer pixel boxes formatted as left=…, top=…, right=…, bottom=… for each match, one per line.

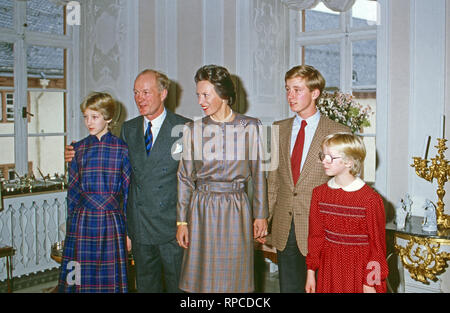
left=411, top=138, right=450, bottom=229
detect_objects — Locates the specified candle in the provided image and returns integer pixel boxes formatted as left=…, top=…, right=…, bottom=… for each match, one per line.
left=441, top=115, right=445, bottom=139
left=423, top=135, right=430, bottom=159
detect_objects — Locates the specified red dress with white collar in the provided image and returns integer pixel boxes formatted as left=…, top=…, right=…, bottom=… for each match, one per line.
left=306, top=178, right=388, bottom=293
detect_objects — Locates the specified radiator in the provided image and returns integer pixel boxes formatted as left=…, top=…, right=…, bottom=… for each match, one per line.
left=0, top=191, right=67, bottom=281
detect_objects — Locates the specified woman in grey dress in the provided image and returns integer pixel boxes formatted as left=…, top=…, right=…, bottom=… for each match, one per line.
left=176, top=65, right=268, bottom=293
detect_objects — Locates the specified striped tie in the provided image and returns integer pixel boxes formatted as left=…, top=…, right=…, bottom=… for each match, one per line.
left=145, top=121, right=153, bottom=156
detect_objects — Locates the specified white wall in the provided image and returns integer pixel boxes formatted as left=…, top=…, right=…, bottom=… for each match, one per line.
left=408, top=0, right=447, bottom=208
left=378, top=0, right=411, bottom=215
left=382, top=0, right=449, bottom=215
left=446, top=1, right=450, bottom=211
left=77, top=0, right=139, bottom=139
left=381, top=0, right=450, bottom=293
left=73, top=0, right=290, bottom=140
left=137, top=0, right=289, bottom=124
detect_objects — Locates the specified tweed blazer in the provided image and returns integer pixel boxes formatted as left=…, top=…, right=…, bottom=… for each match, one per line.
left=120, top=110, right=191, bottom=245
left=267, top=114, right=349, bottom=256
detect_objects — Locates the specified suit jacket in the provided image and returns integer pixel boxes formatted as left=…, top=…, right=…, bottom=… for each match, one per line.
left=267, top=114, right=349, bottom=256
left=120, top=110, right=191, bottom=245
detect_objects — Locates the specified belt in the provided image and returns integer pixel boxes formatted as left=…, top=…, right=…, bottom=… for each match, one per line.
left=196, top=181, right=245, bottom=193
left=78, top=193, right=120, bottom=212
left=325, top=230, right=369, bottom=246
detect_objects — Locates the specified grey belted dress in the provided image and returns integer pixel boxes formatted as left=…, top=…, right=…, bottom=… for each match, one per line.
left=177, top=113, right=268, bottom=293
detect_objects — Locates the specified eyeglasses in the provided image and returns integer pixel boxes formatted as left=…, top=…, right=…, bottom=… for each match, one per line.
left=318, top=152, right=342, bottom=163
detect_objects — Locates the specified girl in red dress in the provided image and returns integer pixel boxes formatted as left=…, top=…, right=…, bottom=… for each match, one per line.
left=305, top=132, right=388, bottom=293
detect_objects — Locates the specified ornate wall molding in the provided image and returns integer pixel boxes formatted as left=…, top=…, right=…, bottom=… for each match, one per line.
left=236, top=0, right=288, bottom=122
left=253, top=0, right=283, bottom=97
left=80, top=0, right=139, bottom=127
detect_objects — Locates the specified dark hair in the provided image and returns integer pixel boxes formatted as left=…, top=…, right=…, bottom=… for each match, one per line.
left=194, top=65, right=236, bottom=106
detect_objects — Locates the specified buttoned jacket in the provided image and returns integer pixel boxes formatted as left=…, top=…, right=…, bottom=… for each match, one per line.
left=267, top=114, right=349, bottom=255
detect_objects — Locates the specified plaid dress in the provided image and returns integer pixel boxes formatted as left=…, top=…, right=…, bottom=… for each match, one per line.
left=58, top=132, right=131, bottom=293
left=177, top=114, right=268, bottom=293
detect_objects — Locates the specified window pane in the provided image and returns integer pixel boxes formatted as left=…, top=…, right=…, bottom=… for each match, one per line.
left=352, top=40, right=376, bottom=87
left=304, top=44, right=340, bottom=89
left=0, top=42, right=14, bottom=86
left=351, top=0, right=378, bottom=28
left=0, top=41, right=14, bottom=124
left=0, top=137, right=14, bottom=179
left=26, top=0, right=64, bottom=35
left=362, top=136, right=375, bottom=183
left=28, top=91, right=65, bottom=134
left=353, top=91, right=375, bottom=183
left=5, top=92, right=13, bottom=121
left=304, top=2, right=340, bottom=32
left=28, top=136, right=65, bottom=178
left=27, top=45, right=65, bottom=88
left=0, top=0, right=14, bottom=30
left=352, top=91, right=376, bottom=133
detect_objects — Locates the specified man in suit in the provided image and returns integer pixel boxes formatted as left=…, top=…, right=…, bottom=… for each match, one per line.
left=65, top=69, right=191, bottom=292
left=262, top=65, right=349, bottom=292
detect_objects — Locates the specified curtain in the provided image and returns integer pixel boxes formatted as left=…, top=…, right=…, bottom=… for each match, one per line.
left=281, top=0, right=357, bottom=12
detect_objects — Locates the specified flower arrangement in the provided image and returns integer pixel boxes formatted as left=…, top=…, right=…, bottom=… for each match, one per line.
left=317, top=91, right=372, bottom=133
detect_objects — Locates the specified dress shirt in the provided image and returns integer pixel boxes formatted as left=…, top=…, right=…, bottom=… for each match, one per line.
left=290, top=110, right=321, bottom=172
left=143, top=108, right=167, bottom=145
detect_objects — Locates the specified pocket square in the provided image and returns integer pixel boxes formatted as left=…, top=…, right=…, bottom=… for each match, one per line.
left=172, top=143, right=183, bottom=154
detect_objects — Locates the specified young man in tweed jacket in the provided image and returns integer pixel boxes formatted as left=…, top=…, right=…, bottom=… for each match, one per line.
left=262, top=65, right=349, bottom=292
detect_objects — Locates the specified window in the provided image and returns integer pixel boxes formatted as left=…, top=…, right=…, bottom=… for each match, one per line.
left=291, top=0, right=377, bottom=182
left=5, top=92, right=14, bottom=122
left=1, top=91, right=33, bottom=123
left=0, top=0, right=77, bottom=178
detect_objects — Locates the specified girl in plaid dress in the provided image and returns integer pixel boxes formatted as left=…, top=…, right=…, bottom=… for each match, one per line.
left=58, top=92, right=131, bottom=293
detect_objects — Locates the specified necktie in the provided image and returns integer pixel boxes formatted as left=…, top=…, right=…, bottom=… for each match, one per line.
left=291, top=120, right=307, bottom=185
left=145, top=121, right=153, bottom=156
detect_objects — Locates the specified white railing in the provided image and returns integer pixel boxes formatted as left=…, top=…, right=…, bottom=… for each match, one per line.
left=0, top=191, right=67, bottom=281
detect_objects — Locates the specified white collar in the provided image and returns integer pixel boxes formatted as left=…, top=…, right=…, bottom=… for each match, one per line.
left=294, top=109, right=320, bottom=126
left=327, top=177, right=365, bottom=192
left=144, top=108, right=167, bottom=128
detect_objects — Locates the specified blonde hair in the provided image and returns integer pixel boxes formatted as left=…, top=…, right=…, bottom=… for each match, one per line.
left=322, top=132, right=366, bottom=176
left=136, top=69, right=170, bottom=92
left=80, top=92, right=117, bottom=130
left=285, top=65, right=326, bottom=99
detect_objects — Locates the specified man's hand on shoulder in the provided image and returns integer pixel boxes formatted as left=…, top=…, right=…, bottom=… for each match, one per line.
left=64, top=141, right=76, bottom=163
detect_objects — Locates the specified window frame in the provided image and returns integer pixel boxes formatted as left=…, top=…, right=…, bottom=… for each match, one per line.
left=0, top=90, right=33, bottom=124
left=0, top=0, right=79, bottom=175
left=290, top=8, right=377, bottom=94
left=289, top=4, right=378, bottom=182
